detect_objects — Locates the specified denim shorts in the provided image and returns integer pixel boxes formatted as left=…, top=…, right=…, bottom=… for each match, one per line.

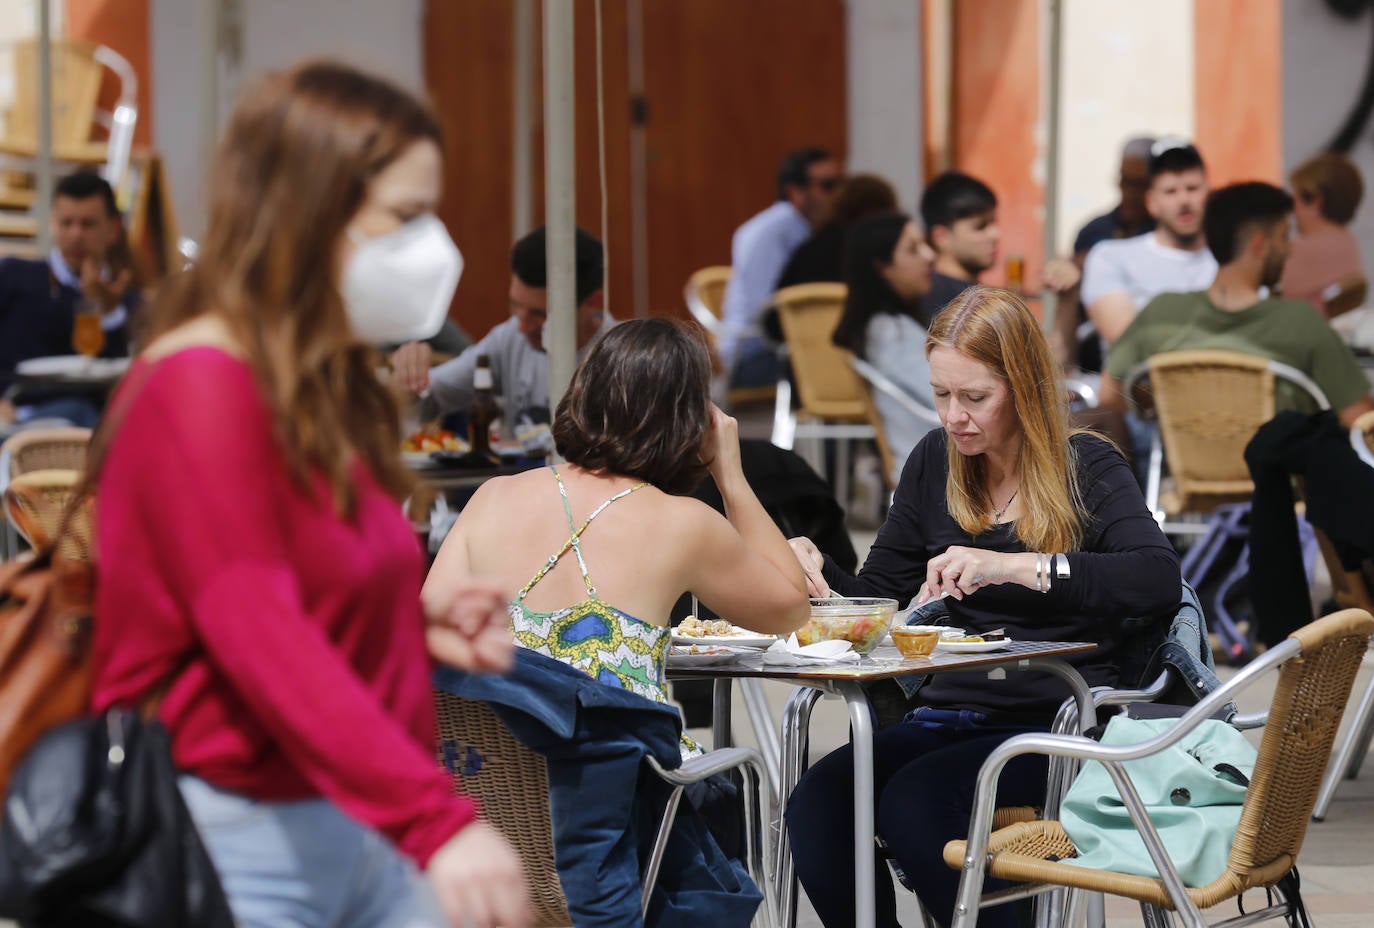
left=178, top=776, right=446, bottom=928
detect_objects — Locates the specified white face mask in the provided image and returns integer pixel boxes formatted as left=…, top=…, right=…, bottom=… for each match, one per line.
left=341, top=214, right=463, bottom=345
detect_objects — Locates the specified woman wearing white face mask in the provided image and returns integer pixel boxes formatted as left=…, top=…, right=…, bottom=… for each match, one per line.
left=89, top=61, right=531, bottom=928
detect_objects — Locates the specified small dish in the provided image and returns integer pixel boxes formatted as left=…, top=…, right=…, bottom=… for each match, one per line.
left=936, top=638, right=1013, bottom=654
left=891, top=625, right=942, bottom=658
left=668, top=645, right=751, bottom=666
left=670, top=631, right=776, bottom=650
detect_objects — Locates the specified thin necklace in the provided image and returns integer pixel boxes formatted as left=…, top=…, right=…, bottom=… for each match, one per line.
left=993, top=488, right=1019, bottom=520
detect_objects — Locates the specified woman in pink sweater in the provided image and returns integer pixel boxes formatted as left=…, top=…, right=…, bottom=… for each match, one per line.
left=1281, top=152, right=1366, bottom=316
left=91, top=61, right=529, bottom=928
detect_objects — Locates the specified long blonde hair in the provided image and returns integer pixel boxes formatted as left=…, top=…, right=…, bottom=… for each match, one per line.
left=143, top=61, right=441, bottom=515
left=926, top=285, right=1085, bottom=552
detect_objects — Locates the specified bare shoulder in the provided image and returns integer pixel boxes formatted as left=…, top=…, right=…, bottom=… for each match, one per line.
left=655, top=491, right=734, bottom=541
left=142, top=315, right=244, bottom=363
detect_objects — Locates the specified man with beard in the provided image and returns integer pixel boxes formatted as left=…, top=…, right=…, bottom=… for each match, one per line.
left=1098, top=181, right=1374, bottom=428
left=1082, top=140, right=1217, bottom=348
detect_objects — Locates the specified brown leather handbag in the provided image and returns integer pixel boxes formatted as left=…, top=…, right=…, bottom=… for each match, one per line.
left=0, top=484, right=94, bottom=795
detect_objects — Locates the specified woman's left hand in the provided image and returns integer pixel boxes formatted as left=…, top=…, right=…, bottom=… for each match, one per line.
left=426, top=577, right=515, bottom=673
left=917, top=546, right=1014, bottom=603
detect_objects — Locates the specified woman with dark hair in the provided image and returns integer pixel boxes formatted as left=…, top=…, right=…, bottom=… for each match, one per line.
left=776, top=173, right=898, bottom=288
left=92, top=61, right=529, bottom=927
left=426, top=317, right=809, bottom=701
left=788, top=286, right=1180, bottom=928
left=831, top=211, right=940, bottom=476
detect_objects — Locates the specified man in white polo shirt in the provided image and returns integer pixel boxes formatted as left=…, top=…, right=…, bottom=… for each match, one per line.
left=1081, top=140, right=1218, bottom=349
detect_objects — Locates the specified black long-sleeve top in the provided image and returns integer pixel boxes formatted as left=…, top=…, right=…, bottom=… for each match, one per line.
left=822, top=430, right=1181, bottom=721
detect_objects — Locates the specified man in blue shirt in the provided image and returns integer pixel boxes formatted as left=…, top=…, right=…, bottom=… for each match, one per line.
left=719, top=147, right=840, bottom=388
left=0, top=171, right=139, bottom=428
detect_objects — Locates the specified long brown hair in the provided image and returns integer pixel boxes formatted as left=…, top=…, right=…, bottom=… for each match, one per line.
left=926, top=285, right=1085, bottom=552
left=144, top=61, right=441, bottom=514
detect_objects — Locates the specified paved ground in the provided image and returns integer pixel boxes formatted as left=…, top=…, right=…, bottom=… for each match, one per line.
left=694, top=654, right=1374, bottom=928
left=684, top=513, right=1374, bottom=927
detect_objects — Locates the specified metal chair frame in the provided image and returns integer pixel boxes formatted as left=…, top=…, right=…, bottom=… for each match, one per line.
left=947, top=610, right=1373, bottom=928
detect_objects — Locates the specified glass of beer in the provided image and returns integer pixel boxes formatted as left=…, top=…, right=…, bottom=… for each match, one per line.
left=72, top=304, right=105, bottom=363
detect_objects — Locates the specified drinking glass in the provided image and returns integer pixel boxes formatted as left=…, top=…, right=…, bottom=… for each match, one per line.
left=72, top=305, right=105, bottom=363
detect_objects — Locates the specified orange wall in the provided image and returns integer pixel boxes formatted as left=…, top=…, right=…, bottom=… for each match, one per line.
left=64, top=0, right=152, bottom=146
left=950, top=0, right=1042, bottom=289
left=1194, top=0, right=1282, bottom=187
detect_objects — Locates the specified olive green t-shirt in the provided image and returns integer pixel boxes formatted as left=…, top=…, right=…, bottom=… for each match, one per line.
left=1105, top=291, right=1371, bottom=413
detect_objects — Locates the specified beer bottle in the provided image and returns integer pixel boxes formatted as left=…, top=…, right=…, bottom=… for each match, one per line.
left=469, top=354, right=499, bottom=462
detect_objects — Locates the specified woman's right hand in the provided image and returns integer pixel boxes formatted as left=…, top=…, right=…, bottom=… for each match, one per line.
left=701, top=404, right=743, bottom=481
left=389, top=341, right=434, bottom=395
left=426, top=821, right=532, bottom=928
left=788, top=536, right=830, bottom=598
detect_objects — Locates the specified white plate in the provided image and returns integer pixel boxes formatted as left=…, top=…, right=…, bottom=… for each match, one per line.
left=16, top=355, right=129, bottom=379
left=402, top=450, right=440, bottom=468
left=668, top=646, right=752, bottom=666
left=936, top=638, right=1013, bottom=654
left=671, top=630, right=777, bottom=650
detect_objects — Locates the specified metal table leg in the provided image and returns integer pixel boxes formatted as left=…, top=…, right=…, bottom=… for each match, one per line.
left=776, top=686, right=822, bottom=928
left=741, top=678, right=782, bottom=803
left=837, top=680, right=877, bottom=928
left=713, top=678, right=734, bottom=749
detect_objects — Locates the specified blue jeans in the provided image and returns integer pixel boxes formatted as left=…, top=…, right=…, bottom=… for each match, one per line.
left=786, top=708, right=1049, bottom=928
left=17, top=395, right=101, bottom=427
left=729, top=337, right=781, bottom=389
left=178, top=776, right=445, bottom=928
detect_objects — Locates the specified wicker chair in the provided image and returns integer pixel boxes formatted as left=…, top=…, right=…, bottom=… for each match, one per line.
left=942, top=608, right=1374, bottom=928
left=1309, top=409, right=1374, bottom=821
left=684, top=265, right=732, bottom=340
left=1323, top=273, right=1368, bottom=319
left=434, top=690, right=775, bottom=928
left=770, top=283, right=874, bottom=506
left=1, top=427, right=92, bottom=557
left=1123, top=350, right=1330, bottom=533
left=2, top=426, right=93, bottom=479
left=685, top=266, right=775, bottom=408
left=3, top=469, right=89, bottom=560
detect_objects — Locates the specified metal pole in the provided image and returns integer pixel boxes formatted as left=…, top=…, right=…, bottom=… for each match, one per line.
left=543, top=0, right=577, bottom=410
left=512, top=0, right=535, bottom=239
left=1041, top=0, right=1063, bottom=336
left=34, top=0, right=53, bottom=255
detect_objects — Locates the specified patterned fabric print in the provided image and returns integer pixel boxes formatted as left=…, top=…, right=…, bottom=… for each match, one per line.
left=510, top=598, right=670, bottom=701
left=511, top=466, right=701, bottom=756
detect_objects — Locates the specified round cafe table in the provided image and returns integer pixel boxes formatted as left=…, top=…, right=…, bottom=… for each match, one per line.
left=11, top=355, right=131, bottom=393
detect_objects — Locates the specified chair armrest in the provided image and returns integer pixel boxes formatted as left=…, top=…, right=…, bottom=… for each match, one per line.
left=1064, top=377, right=1099, bottom=409
left=849, top=357, right=942, bottom=426
left=647, top=746, right=766, bottom=785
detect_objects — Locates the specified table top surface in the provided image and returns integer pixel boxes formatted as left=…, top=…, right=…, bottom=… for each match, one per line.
left=666, top=638, right=1096, bottom=683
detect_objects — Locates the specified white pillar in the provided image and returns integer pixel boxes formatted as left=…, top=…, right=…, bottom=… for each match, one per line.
left=543, top=0, right=577, bottom=411
left=845, top=0, right=922, bottom=210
